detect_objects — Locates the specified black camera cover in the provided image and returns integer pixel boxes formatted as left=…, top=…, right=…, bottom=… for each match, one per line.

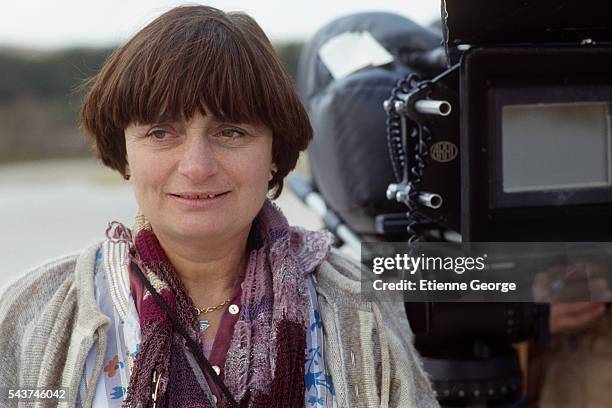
left=297, top=12, right=441, bottom=236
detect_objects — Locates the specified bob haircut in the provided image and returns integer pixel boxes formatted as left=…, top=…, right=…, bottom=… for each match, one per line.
left=80, top=5, right=312, bottom=198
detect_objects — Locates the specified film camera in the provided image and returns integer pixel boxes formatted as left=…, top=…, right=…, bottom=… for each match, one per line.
left=384, top=0, right=612, bottom=242
left=293, top=1, right=612, bottom=406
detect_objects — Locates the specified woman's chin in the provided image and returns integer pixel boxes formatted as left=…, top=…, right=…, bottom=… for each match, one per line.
left=165, top=221, right=233, bottom=242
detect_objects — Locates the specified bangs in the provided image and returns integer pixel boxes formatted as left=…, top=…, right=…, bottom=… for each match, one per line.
left=107, top=12, right=276, bottom=128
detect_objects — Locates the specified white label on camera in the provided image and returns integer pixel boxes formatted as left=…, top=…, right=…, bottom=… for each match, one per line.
left=318, top=31, right=394, bottom=80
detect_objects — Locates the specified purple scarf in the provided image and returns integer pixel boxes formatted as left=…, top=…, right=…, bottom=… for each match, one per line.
left=119, top=199, right=333, bottom=407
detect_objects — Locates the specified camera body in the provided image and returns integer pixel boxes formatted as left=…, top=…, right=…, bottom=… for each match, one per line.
left=386, top=0, right=612, bottom=242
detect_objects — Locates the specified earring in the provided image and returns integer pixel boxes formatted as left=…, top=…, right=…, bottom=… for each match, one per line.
left=124, top=172, right=131, bottom=181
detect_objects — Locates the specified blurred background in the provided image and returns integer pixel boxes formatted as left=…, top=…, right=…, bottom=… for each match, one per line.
left=0, top=0, right=440, bottom=289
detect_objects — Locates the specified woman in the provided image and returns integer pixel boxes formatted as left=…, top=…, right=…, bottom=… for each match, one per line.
left=0, top=6, right=438, bottom=408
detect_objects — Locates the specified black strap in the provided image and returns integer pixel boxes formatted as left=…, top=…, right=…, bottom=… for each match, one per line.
left=130, top=260, right=240, bottom=408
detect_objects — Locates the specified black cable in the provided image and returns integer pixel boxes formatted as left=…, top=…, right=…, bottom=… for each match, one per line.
left=130, top=259, right=240, bottom=408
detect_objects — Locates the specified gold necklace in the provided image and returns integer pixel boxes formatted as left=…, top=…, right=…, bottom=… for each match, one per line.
left=194, top=298, right=231, bottom=315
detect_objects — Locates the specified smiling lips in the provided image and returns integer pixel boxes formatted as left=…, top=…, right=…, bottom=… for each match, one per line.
left=167, top=191, right=231, bottom=208
left=170, top=191, right=229, bottom=199
left=174, top=193, right=222, bottom=199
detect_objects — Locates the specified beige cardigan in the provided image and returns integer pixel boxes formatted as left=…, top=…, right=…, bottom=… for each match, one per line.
left=0, top=242, right=438, bottom=408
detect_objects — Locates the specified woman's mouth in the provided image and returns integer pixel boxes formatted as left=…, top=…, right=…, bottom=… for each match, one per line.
left=167, top=191, right=230, bottom=208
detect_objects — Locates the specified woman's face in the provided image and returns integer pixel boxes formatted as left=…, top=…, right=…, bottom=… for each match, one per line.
left=124, top=111, right=277, bottom=244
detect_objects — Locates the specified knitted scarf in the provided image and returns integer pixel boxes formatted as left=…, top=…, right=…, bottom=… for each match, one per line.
left=118, top=199, right=333, bottom=407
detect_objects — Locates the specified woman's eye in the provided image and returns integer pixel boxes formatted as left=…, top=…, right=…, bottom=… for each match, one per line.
left=220, top=128, right=244, bottom=138
left=148, top=129, right=172, bottom=140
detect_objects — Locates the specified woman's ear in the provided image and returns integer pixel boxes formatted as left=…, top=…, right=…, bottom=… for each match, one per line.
left=269, top=163, right=278, bottom=181
left=124, top=163, right=131, bottom=181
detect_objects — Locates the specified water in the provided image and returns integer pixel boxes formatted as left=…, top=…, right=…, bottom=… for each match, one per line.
left=0, top=158, right=322, bottom=293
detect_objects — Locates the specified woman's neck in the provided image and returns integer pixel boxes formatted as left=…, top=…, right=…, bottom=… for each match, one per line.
left=155, top=228, right=250, bottom=307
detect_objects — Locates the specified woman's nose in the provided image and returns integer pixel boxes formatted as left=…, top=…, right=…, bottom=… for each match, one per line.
left=177, top=137, right=219, bottom=180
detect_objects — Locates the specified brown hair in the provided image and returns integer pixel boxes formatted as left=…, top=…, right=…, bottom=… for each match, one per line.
left=80, top=5, right=311, bottom=198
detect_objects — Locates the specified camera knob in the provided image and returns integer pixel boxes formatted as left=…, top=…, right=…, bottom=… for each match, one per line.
left=386, top=183, right=399, bottom=200
left=393, top=101, right=405, bottom=114
left=396, top=190, right=409, bottom=203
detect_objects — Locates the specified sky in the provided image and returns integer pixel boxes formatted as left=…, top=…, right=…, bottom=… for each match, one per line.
left=0, top=0, right=441, bottom=49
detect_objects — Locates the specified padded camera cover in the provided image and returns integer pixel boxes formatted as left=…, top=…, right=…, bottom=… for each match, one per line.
left=297, top=12, right=441, bottom=234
